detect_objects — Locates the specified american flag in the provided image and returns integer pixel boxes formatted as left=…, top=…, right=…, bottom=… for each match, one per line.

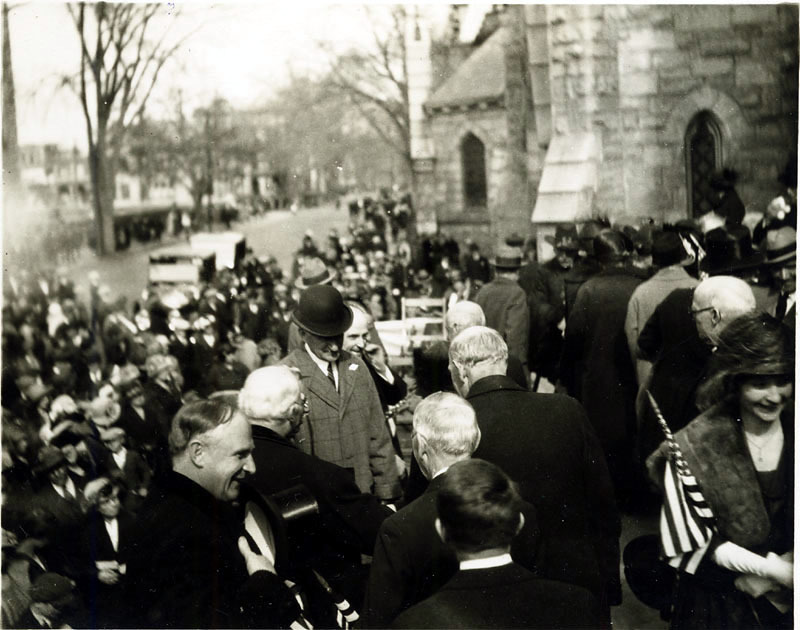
left=647, top=391, right=716, bottom=574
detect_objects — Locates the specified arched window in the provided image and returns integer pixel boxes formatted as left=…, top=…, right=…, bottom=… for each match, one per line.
left=685, top=111, right=722, bottom=217
left=461, top=133, right=487, bottom=210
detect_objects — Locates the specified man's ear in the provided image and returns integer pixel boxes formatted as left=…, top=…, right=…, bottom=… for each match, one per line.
left=435, top=518, right=447, bottom=544
left=516, top=512, right=525, bottom=535
left=188, top=438, right=205, bottom=467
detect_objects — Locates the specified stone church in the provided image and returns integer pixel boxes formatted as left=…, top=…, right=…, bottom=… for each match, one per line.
left=407, top=4, right=798, bottom=256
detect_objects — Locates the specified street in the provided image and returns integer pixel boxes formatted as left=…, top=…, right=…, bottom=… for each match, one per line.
left=62, top=204, right=351, bottom=306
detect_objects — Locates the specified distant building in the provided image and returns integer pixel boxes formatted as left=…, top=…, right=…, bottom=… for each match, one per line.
left=409, top=4, right=798, bottom=255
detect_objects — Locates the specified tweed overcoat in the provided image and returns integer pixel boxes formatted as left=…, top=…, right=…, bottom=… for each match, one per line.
left=281, top=348, right=401, bottom=500
left=475, top=276, right=530, bottom=369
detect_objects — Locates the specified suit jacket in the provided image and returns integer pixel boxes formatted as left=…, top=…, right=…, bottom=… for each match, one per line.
left=247, top=424, right=391, bottom=606
left=31, top=483, right=85, bottom=575
left=126, top=471, right=300, bottom=629
left=636, top=288, right=710, bottom=462
left=391, top=562, right=601, bottom=629
left=101, top=448, right=151, bottom=493
left=280, top=349, right=401, bottom=500
left=476, top=277, right=530, bottom=369
left=79, top=510, right=135, bottom=628
left=467, top=375, right=621, bottom=607
left=362, top=471, right=542, bottom=628
left=116, top=402, right=158, bottom=453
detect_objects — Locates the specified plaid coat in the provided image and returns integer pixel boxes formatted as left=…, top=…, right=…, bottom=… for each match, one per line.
left=281, top=348, right=401, bottom=500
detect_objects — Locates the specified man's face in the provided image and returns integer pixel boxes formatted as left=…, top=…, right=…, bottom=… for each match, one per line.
left=201, top=412, right=256, bottom=502
left=49, top=463, right=68, bottom=487
left=97, top=487, right=122, bottom=519
left=448, top=359, right=469, bottom=398
left=343, top=310, right=370, bottom=354
left=771, top=261, right=796, bottom=294
left=303, top=331, right=343, bottom=363
left=555, top=248, right=575, bottom=270
left=690, top=293, right=717, bottom=344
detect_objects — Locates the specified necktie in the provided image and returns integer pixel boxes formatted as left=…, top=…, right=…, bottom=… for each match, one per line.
left=327, top=362, right=337, bottom=392
left=775, top=293, right=788, bottom=321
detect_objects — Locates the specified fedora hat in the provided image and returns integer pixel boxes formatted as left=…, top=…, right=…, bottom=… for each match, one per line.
left=700, top=227, right=764, bottom=275
left=491, top=245, right=522, bottom=269
left=651, top=231, right=694, bottom=268
left=295, top=257, right=336, bottom=289
left=292, top=285, right=353, bottom=337
left=544, top=225, right=579, bottom=251
left=504, top=233, right=525, bottom=248
left=35, top=445, right=65, bottom=475
left=763, top=227, right=796, bottom=265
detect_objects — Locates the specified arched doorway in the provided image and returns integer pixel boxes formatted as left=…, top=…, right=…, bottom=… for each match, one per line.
left=685, top=111, right=723, bottom=217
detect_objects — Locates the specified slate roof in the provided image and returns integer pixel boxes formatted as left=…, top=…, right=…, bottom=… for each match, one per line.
left=426, top=26, right=507, bottom=110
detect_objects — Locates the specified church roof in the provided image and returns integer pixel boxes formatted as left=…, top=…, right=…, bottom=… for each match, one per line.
left=426, top=26, right=507, bottom=110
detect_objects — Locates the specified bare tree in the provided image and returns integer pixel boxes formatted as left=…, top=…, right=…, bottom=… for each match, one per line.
left=320, top=5, right=418, bottom=246
left=65, top=2, right=193, bottom=255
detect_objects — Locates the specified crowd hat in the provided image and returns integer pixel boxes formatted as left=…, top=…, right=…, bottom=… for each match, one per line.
left=544, top=225, right=579, bottom=251
left=700, top=227, right=764, bottom=275
left=295, top=257, right=336, bottom=289
left=292, top=285, right=353, bottom=337
left=763, top=226, right=796, bottom=265
left=491, top=245, right=523, bottom=269
left=577, top=219, right=608, bottom=256
left=145, top=353, right=178, bottom=380
left=593, top=229, right=628, bottom=264
left=99, top=426, right=125, bottom=442
left=505, top=233, right=525, bottom=248
left=86, top=396, right=121, bottom=428
left=651, top=231, right=695, bottom=268
left=36, top=445, right=65, bottom=475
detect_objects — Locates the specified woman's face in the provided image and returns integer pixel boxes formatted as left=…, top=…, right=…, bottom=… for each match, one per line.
left=739, top=375, right=793, bottom=425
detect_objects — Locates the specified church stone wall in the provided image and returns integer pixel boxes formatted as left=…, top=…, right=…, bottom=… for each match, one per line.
left=537, top=4, right=798, bottom=226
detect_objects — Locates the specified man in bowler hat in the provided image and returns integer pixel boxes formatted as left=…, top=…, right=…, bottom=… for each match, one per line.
left=280, top=285, right=401, bottom=501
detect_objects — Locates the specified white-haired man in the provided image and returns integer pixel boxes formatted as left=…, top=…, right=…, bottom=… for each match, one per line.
left=637, top=276, right=757, bottom=463
left=448, top=326, right=621, bottom=620
left=362, top=393, right=540, bottom=628
left=239, top=367, right=392, bottom=623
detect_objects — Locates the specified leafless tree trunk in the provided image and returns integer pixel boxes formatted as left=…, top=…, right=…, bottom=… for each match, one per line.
left=67, top=2, right=193, bottom=255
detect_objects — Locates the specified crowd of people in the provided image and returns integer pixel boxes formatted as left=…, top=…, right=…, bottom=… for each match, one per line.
left=0, top=170, right=795, bottom=629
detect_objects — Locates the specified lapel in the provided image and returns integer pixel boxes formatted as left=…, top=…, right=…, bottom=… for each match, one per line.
left=336, top=351, right=361, bottom=419
left=295, top=350, right=339, bottom=410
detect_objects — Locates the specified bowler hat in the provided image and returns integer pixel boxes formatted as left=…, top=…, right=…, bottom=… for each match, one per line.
left=295, top=257, right=336, bottom=289
left=544, top=225, right=579, bottom=251
left=491, top=245, right=522, bottom=269
left=651, top=231, right=694, bottom=268
left=292, top=285, right=353, bottom=337
left=763, top=227, right=796, bottom=265
left=505, top=233, right=525, bottom=248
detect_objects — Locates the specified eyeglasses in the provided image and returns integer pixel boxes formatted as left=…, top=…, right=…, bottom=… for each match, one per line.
left=689, top=306, right=715, bottom=318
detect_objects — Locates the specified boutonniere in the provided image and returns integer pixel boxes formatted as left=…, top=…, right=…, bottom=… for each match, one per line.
left=349, top=364, right=359, bottom=371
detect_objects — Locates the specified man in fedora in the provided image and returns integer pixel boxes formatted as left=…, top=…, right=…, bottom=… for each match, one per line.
left=624, top=230, right=698, bottom=386
left=287, top=257, right=337, bottom=353
left=281, top=285, right=401, bottom=502
left=522, top=225, right=579, bottom=387
left=760, top=226, right=796, bottom=328
left=475, top=245, right=530, bottom=377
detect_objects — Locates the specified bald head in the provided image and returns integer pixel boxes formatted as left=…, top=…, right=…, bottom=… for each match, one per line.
left=445, top=301, right=486, bottom=341
left=239, top=366, right=302, bottom=433
left=691, top=275, right=756, bottom=345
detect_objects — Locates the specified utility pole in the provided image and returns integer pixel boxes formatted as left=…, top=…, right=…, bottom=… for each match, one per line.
left=3, top=2, right=22, bottom=194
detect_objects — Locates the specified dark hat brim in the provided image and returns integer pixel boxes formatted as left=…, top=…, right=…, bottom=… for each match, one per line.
left=699, top=252, right=765, bottom=275
left=490, top=256, right=522, bottom=269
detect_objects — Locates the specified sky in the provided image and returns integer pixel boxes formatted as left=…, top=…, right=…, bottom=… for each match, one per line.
left=7, top=2, right=453, bottom=150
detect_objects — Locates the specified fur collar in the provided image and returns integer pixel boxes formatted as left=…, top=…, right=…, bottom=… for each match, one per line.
left=649, top=406, right=772, bottom=549
left=675, top=408, right=770, bottom=548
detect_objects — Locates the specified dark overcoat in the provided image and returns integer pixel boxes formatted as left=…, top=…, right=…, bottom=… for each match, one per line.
left=466, top=375, right=621, bottom=608
left=390, top=563, right=601, bottom=629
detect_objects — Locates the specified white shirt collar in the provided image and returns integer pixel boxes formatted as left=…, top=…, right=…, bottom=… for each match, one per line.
left=104, top=517, right=119, bottom=553
left=432, top=465, right=450, bottom=480
left=459, top=553, right=513, bottom=571
left=304, top=343, right=338, bottom=389
left=112, top=448, right=127, bottom=470
left=52, top=476, right=77, bottom=500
